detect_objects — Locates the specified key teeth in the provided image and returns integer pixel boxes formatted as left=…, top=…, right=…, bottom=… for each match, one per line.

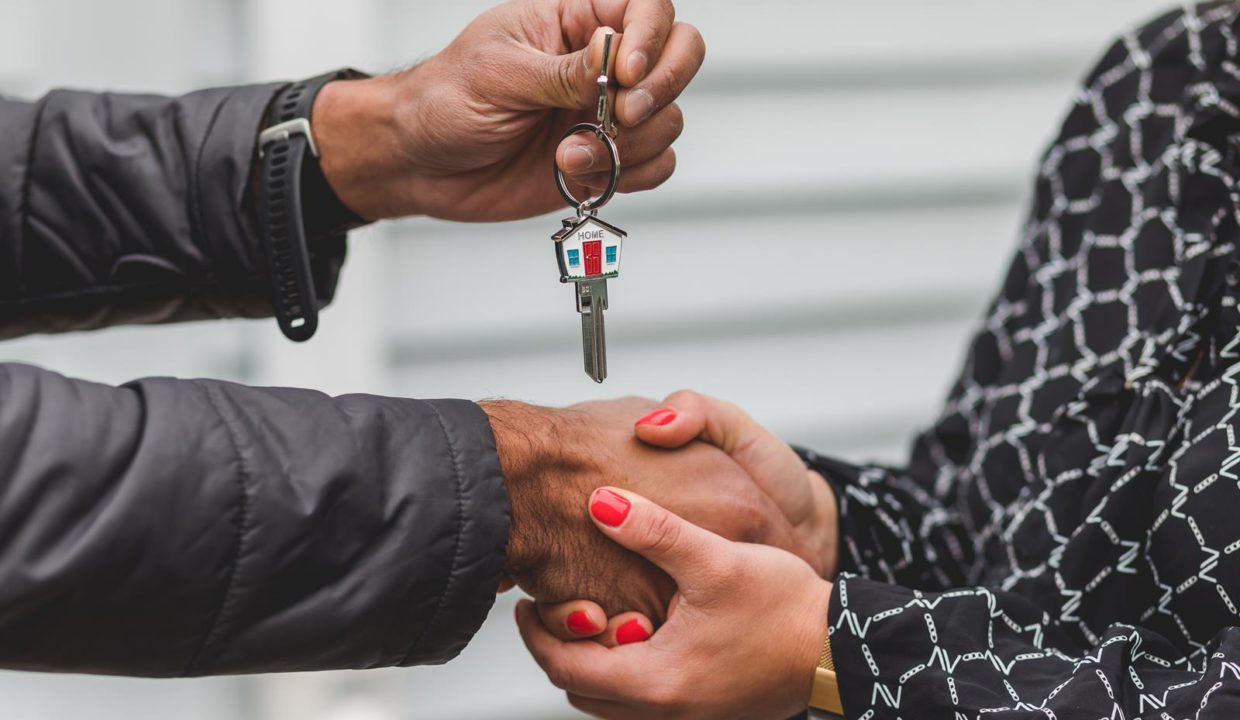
left=577, top=279, right=609, bottom=383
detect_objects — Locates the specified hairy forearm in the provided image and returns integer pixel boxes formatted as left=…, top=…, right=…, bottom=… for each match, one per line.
left=479, top=400, right=593, bottom=577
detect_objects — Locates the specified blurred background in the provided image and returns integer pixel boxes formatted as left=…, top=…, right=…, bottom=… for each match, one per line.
left=0, top=0, right=1180, bottom=717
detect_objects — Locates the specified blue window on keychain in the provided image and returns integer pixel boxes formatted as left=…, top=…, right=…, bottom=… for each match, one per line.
left=606, top=246, right=617, bottom=263
left=567, top=249, right=581, bottom=268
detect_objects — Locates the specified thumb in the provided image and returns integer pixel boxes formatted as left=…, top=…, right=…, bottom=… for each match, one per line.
left=525, top=26, right=621, bottom=110
left=635, top=391, right=811, bottom=522
left=587, top=487, right=731, bottom=587
left=635, top=390, right=769, bottom=454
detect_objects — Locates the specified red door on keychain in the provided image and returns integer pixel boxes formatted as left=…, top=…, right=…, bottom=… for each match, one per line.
left=583, top=241, right=602, bottom=276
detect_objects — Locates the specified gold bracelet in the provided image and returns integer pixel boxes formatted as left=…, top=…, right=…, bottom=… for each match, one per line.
left=808, top=630, right=843, bottom=714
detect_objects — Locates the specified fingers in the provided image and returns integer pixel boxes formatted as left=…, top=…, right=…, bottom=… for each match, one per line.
left=600, top=612, right=654, bottom=647
left=516, top=600, right=636, bottom=701
left=636, top=390, right=776, bottom=458
left=588, top=487, right=731, bottom=586
left=607, top=0, right=676, bottom=86
left=513, top=2, right=702, bottom=138
left=535, top=601, right=653, bottom=646
left=620, top=148, right=677, bottom=193
left=526, top=25, right=622, bottom=110
left=557, top=103, right=684, bottom=176
left=635, top=390, right=810, bottom=517
left=633, top=400, right=702, bottom=449
left=616, top=22, right=704, bottom=127
left=567, top=148, right=676, bottom=197
left=537, top=600, right=609, bottom=641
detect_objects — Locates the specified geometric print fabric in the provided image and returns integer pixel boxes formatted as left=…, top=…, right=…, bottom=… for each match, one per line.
left=804, top=4, right=1240, bottom=717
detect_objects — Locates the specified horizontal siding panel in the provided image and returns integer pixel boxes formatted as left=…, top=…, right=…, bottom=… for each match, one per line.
left=376, top=0, right=1175, bottom=73
left=0, top=0, right=40, bottom=81
left=399, top=593, right=588, bottom=720
left=382, top=203, right=1017, bottom=344
left=672, top=81, right=1070, bottom=197
left=0, top=323, right=251, bottom=386
left=681, top=0, right=1177, bottom=67
left=388, top=314, right=976, bottom=464
left=7, top=0, right=237, bottom=93
left=787, top=413, right=922, bottom=466
left=0, top=672, right=244, bottom=720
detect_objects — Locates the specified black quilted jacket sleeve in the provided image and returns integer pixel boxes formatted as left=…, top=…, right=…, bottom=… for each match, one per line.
left=0, top=87, right=511, bottom=675
left=0, top=365, right=510, bottom=676
left=0, top=83, right=346, bottom=336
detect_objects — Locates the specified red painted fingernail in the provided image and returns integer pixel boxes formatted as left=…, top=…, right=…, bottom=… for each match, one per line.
left=590, top=489, right=631, bottom=527
left=615, top=619, right=651, bottom=645
left=636, top=408, right=677, bottom=427
left=566, top=610, right=596, bottom=636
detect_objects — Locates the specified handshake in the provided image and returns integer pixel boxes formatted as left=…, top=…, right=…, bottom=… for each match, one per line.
left=484, top=391, right=840, bottom=719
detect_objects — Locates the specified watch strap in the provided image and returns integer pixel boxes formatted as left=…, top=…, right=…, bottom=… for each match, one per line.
left=809, top=667, right=843, bottom=716
left=257, top=69, right=367, bottom=342
left=808, top=629, right=844, bottom=715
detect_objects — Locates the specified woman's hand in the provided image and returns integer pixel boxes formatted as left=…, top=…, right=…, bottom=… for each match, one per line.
left=529, top=390, right=838, bottom=643
left=517, top=488, right=832, bottom=720
left=488, top=396, right=826, bottom=621
left=634, top=390, right=839, bottom=578
left=314, top=0, right=703, bottom=222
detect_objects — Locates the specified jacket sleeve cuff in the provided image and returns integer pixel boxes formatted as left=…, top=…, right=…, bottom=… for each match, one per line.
left=398, top=400, right=511, bottom=666
left=195, top=81, right=351, bottom=312
left=181, top=390, right=510, bottom=674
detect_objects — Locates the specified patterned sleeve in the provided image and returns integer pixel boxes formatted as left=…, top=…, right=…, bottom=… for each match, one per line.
left=799, top=452, right=976, bottom=592
left=827, top=576, right=1240, bottom=718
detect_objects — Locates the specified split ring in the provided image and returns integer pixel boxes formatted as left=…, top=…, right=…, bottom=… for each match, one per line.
left=554, top=122, right=621, bottom=213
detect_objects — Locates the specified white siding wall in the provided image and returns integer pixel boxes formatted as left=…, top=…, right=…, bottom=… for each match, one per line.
left=0, top=1, right=1181, bottom=718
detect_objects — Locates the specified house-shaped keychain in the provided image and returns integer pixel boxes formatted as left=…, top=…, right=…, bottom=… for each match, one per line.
left=553, top=215, right=625, bottom=283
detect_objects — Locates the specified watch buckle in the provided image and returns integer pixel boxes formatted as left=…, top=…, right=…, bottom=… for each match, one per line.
left=259, top=118, right=319, bottom=158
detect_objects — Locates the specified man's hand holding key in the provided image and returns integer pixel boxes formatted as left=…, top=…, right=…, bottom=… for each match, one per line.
left=309, top=0, right=704, bottom=224
left=307, top=0, right=702, bottom=383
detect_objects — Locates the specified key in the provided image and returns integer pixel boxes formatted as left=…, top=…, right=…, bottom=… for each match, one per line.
left=577, top=279, right=608, bottom=382
left=553, top=214, right=626, bottom=383
left=550, top=29, right=626, bottom=383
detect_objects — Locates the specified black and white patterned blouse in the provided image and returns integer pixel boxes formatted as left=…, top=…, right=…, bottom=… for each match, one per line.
left=809, top=4, right=1240, bottom=717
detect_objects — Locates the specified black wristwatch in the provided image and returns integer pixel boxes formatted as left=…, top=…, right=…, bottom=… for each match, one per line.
left=256, top=69, right=369, bottom=342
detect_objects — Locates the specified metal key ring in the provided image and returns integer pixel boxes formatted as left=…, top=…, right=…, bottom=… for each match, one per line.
left=554, top=122, right=621, bottom=214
